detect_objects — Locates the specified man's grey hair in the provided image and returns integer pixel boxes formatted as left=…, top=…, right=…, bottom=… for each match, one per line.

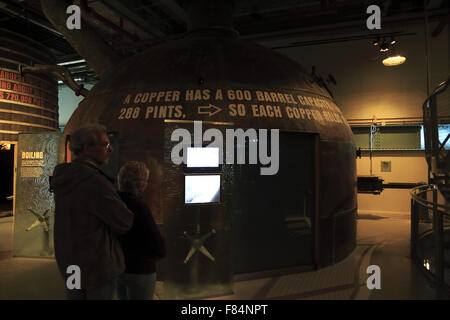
left=69, top=124, right=107, bottom=155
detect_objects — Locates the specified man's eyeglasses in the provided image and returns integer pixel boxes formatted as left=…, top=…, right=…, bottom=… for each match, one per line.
left=96, top=142, right=111, bottom=149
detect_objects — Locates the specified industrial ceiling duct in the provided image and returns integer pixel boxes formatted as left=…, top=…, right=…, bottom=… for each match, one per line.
left=41, top=0, right=357, bottom=299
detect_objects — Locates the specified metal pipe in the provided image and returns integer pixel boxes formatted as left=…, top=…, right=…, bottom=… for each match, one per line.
left=73, top=0, right=140, bottom=43
left=101, top=0, right=164, bottom=38
left=244, top=12, right=448, bottom=43
left=72, top=9, right=448, bottom=52
left=369, top=123, right=377, bottom=175
left=21, top=64, right=90, bottom=97
left=433, top=188, right=444, bottom=290
left=40, top=0, right=121, bottom=77
left=0, top=1, right=63, bottom=37
left=424, top=0, right=431, bottom=96
left=410, top=185, right=450, bottom=213
left=410, top=197, right=417, bottom=259
left=382, top=182, right=425, bottom=189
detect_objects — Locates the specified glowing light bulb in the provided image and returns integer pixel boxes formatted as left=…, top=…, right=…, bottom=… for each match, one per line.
left=382, top=55, right=406, bottom=66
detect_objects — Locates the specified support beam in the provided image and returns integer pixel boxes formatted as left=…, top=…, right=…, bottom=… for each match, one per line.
left=74, top=0, right=140, bottom=43
left=101, top=0, right=165, bottom=37
left=0, top=0, right=62, bottom=37
left=153, top=0, right=188, bottom=24
left=431, top=13, right=449, bottom=37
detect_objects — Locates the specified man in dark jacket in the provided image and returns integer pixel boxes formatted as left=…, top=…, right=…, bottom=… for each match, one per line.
left=51, top=124, right=134, bottom=300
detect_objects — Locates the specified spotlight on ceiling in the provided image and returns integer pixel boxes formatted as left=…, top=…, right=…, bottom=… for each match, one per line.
left=379, top=41, right=389, bottom=52
left=390, top=37, right=396, bottom=45
left=372, top=38, right=380, bottom=46
left=382, top=54, right=406, bottom=66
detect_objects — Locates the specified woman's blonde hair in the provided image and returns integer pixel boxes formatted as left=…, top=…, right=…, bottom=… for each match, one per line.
left=117, top=161, right=150, bottom=196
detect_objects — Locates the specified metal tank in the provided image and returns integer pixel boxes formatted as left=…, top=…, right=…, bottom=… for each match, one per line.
left=42, top=0, right=357, bottom=299
left=0, top=29, right=59, bottom=142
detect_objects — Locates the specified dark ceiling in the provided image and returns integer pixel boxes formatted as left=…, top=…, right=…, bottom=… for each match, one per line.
left=0, top=0, right=448, bottom=84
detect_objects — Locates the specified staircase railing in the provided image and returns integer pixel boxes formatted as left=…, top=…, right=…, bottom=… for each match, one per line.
left=410, top=185, right=450, bottom=293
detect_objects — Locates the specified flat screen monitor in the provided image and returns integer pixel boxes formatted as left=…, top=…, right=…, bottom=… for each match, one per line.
left=186, top=147, right=219, bottom=168
left=185, top=175, right=221, bottom=204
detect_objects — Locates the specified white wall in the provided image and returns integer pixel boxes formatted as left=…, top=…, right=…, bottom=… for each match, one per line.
left=357, top=151, right=428, bottom=214
left=262, top=18, right=449, bottom=214
left=58, top=84, right=94, bottom=127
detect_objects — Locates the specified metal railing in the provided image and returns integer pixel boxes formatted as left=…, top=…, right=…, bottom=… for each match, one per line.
left=422, top=77, right=450, bottom=190
left=411, top=185, right=450, bottom=293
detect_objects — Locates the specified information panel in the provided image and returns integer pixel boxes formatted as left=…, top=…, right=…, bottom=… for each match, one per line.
left=13, top=132, right=63, bottom=258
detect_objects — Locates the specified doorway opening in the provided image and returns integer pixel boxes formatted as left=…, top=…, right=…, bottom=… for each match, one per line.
left=231, top=132, right=317, bottom=274
left=0, top=142, right=15, bottom=218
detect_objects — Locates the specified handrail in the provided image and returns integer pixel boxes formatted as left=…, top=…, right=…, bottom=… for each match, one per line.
left=422, top=77, right=450, bottom=185
left=410, top=183, right=449, bottom=295
left=431, top=77, right=449, bottom=97
left=410, top=185, right=450, bottom=215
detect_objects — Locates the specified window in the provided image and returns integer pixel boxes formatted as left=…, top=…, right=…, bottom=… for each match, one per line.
left=351, top=126, right=421, bottom=151
left=352, top=125, right=450, bottom=151
left=420, top=124, right=450, bottom=150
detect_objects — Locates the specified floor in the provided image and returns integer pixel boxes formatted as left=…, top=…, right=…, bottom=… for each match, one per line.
left=0, top=212, right=448, bottom=300
left=0, top=202, right=12, bottom=218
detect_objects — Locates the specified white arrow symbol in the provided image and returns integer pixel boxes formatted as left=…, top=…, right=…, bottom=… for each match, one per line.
left=198, top=104, right=222, bottom=116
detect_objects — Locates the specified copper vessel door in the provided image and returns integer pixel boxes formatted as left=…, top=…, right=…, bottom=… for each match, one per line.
left=231, top=132, right=316, bottom=274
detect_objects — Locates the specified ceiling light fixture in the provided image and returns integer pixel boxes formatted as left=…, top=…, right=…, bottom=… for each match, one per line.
left=379, top=41, right=389, bottom=52
left=382, top=38, right=406, bottom=66
left=57, top=59, right=86, bottom=66
left=382, top=54, right=406, bottom=66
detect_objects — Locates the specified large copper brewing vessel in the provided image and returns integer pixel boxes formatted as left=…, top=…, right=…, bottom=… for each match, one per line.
left=42, top=0, right=356, bottom=299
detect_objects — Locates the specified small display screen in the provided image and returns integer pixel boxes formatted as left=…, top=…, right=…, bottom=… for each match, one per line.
left=186, top=147, right=219, bottom=168
left=185, top=175, right=221, bottom=204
